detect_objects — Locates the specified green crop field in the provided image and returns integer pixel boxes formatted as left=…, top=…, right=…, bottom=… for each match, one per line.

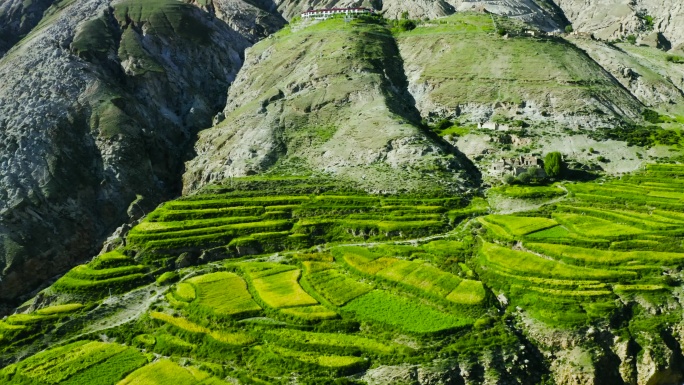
left=305, top=266, right=372, bottom=306
left=525, top=243, right=684, bottom=267
left=51, top=250, right=148, bottom=297
left=185, top=272, right=261, bottom=317
left=280, top=305, right=337, bottom=320
left=336, top=245, right=486, bottom=306
left=151, top=311, right=255, bottom=345
left=263, top=329, right=408, bottom=356
left=251, top=269, right=318, bottom=308
left=343, top=290, right=472, bottom=333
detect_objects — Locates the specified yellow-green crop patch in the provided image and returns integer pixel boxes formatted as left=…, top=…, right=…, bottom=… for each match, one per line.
left=237, top=261, right=297, bottom=279
left=336, top=246, right=485, bottom=306
left=150, top=312, right=254, bottom=345
left=484, top=215, right=559, bottom=236
left=267, top=346, right=367, bottom=370
left=281, top=305, right=337, bottom=320
left=0, top=340, right=136, bottom=384
left=35, top=303, right=84, bottom=315
left=251, top=270, right=318, bottom=308
left=552, top=213, right=647, bottom=238
left=446, top=280, right=487, bottom=305
left=263, top=329, right=408, bottom=355
left=478, top=217, right=514, bottom=240
left=480, top=243, right=633, bottom=281
left=118, top=359, right=225, bottom=385
left=186, top=272, right=261, bottom=317
left=488, top=185, right=566, bottom=199
left=555, top=205, right=680, bottom=230
left=174, top=283, right=196, bottom=302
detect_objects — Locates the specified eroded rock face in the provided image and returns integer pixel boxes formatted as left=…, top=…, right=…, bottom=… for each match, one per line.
left=553, top=0, right=684, bottom=49
left=0, top=0, right=285, bottom=311
left=568, top=37, right=684, bottom=113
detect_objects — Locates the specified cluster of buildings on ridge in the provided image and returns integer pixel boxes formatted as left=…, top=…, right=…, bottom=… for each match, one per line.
left=477, top=121, right=545, bottom=177
left=301, top=7, right=376, bottom=20
left=491, top=156, right=545, bottom=177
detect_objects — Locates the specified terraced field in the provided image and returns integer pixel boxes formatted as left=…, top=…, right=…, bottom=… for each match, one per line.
left=5, top=168, right=684, bottom=383
left=125, top=178, right=459, bottom=262
left=476, top=164, right=684, bottom=327
left=52, top=250, right=149, bottom=298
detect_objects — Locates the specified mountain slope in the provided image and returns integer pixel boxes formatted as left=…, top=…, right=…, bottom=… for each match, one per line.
left=568, top=37, right=684, bottom=115
left=0, top=0, right=284, bottom=312
left=397, top=13, right=643, bottom=126
left=183, top=18, right=476, bottom=195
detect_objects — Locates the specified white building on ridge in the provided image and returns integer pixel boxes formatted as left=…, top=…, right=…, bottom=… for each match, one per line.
left=301, top=7, right=375, bottom=20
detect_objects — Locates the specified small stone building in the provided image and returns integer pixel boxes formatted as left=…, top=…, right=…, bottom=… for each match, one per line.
left=490, top=156, right=545, bottom=177
left=478, top=122, right=511, bottom=131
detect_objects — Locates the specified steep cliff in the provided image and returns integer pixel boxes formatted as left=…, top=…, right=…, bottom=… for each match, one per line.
left=0, top=0, right=284, bottom=311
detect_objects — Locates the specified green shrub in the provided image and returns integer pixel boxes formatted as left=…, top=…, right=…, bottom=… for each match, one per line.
left=666, top=55, right=684, bottom=64
left=544, top=152, right=564, bottom=178
left=643, top=109, right=663, bottom=124
left=398, top=19, right=417, bottom=32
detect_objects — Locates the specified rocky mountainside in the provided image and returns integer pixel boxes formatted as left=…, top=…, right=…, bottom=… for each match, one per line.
left=0, top=0, right=284, bottom=312
left=0, top=0, right=54, bottom=56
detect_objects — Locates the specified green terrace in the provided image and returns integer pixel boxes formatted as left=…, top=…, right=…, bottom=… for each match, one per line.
left=7, top=167, right=684, bottom=382
left=51, top=250, right=149, bottom=298
left=126, top=180, right=465, bottom=258
left=475, top=164, right=684, bottom=328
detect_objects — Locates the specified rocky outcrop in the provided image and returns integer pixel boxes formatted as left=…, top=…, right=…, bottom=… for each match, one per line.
left=183, top=18, right=476, bottom=195
left=0, top=0, right=285, bottom=312
left=568, top=37, right=684, bottom=112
